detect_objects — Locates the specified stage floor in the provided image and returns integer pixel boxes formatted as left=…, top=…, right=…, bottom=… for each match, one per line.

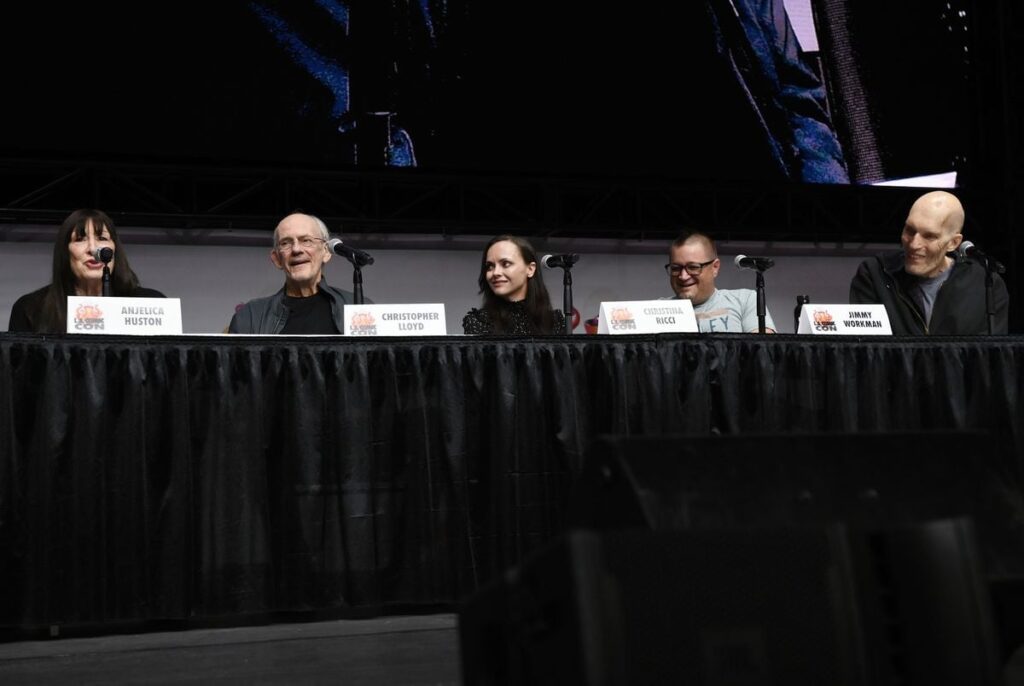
left=0, top=614, right=460, bottom=684
left=7, top=612, right=1024, bottom=685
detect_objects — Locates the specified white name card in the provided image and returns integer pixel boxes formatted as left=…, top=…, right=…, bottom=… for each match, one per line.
left=797, top=304, right=892, bottom=335
left=344, top=304, right=447, bottom=336
left=67, top=296, right=182, bottom=335
left=597, top=300, right=698, bottom=334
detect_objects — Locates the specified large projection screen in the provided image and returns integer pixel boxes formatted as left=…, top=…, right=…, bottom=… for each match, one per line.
left=0, top=1, right=975, bottom=188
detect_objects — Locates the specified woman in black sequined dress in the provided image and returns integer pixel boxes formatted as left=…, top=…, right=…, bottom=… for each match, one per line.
left=462, top=235, right=565, bottom=335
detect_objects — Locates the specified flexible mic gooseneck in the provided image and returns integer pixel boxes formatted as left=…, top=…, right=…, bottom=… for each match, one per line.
left=541, top=253, right=580, bottom=269
left=734, top=254, right=774, bottom=271
left=327, top=238, right=375, bottom=267
left=958, top=241, right=1006, bottom=274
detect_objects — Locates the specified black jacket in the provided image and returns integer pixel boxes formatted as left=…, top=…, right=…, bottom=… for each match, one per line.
left=849, top=251, right=1008, bottom=335
left=228, top=282, right=360, bottom=334
left=8, top=284, right=166, bottom=333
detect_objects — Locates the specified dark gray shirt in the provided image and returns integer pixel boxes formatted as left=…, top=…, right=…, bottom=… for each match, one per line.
left=912, top=266, right=953, bottom=327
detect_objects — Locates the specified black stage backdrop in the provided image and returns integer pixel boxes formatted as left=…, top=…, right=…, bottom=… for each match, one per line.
left=1, top=333, right=1023, bottom=631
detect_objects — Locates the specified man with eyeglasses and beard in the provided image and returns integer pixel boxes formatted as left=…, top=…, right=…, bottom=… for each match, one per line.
left=664, top=231, right=776, bottom=333
left=229, top=212, right=360, bottom=334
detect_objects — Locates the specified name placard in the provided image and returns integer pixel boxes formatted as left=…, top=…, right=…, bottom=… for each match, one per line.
left=67, top=296, right=183, bottom=335
left=597, top=300, right=698, bottom=334
left=797, top=304, right=892, bottom=335
left=344, top=304, right=447, bottom=336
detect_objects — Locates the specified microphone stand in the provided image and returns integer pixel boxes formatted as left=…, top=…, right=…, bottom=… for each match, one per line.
left=561, top=265, right=574, bottom=335
left=735, top=256, right=773, bottom=333
left=755, top=269, right=767, bottom=334
left=342, top=251, right=374, bottom=305
left=353, top=266, right=364, bottom=305
left=102, top=266, right=112, bottom=298
left=980, top=256, right=1006, bottom=335
left=960, top=247, right=1006, bottom=335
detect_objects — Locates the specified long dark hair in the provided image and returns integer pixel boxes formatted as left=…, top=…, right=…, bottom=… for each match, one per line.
left=36, top=209, right=141, bottom=333
left=477, top=235, right=558, bottom=334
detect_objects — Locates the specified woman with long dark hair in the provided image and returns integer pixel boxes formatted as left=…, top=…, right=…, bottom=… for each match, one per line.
left=7, top=209, right=164, bottom=333
left=462, top=235, right=565, bottom=335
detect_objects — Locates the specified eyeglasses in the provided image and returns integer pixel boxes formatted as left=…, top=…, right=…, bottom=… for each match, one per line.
left=664, top=259, right=716, bottom=276
left=277, top=236, right=326, bottom=253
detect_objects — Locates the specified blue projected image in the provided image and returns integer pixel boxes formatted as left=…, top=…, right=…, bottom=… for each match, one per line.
left=0, top=1, right=977, bottom=186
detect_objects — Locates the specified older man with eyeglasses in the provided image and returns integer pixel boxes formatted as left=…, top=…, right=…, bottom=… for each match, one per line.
left=229, top=212, right=361, bottom=334
left=664, top=231, right=776, bottom=333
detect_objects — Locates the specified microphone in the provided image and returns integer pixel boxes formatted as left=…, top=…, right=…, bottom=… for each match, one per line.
left=541, top=253, right=580, bottom=269
left=327, top=238, right=375, bottom=266
left=92, top=247, right=114, bottom=264
left=734, top=254, right=775, bottom=271
left=959, top=241, right=994, bottom=260
left=958, top=241, right=1006, bottom=273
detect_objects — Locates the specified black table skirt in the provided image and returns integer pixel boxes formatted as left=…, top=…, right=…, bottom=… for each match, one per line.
left=1, top=333, right=1022, bottom=630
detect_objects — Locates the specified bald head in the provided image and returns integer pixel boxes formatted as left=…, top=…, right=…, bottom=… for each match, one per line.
left=908, top=191, right=965, bottom=237
left=901, top=191, right=965, bottom=278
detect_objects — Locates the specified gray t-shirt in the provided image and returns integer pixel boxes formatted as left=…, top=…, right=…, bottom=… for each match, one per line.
left=911, top=267, right=953, bottom=327
left=669, top=288, right=776, bottom=333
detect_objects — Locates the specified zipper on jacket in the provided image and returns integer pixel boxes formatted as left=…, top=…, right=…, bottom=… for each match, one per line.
left=885, top=274, right=929, bottom=334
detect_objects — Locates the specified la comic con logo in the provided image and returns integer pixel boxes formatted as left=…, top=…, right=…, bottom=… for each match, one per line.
left=349, top=311, right=377, bottom=336
left=609, top=307, right=637, bottom=331
left=74, top=303, right=105, bottom=330
left=812, top=309, right=837, bottom=332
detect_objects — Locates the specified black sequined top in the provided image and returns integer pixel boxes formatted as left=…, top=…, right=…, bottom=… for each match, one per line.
left=462, top=300, right=567, bottom=335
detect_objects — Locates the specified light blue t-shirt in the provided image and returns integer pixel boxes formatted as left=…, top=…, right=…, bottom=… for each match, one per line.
left=668, top=288, right=775, bottom=333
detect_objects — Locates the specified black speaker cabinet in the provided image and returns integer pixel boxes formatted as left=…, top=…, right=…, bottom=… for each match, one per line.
left=460, top=521, right=1001, bottom=685
left=565, top=431, right=1024, bottom=573
left=460, top=431, right=1013, bottom=684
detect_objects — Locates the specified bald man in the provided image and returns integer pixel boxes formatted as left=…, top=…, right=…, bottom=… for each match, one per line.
left=850, top=191, right=1008, bottom=335
left=229, top=213, right=360, bottom=334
